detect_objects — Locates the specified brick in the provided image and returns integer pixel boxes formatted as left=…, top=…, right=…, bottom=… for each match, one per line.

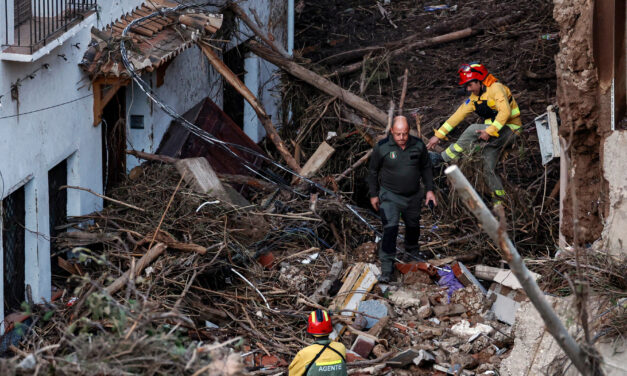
left=351, top=335, right=375, bottom=358
left=345, top=350, right=365, bottom=363
left=257, top=252, right=275, bottom=268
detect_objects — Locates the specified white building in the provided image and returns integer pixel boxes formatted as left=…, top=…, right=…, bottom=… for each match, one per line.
left=0, top=0, right=292, bottom=333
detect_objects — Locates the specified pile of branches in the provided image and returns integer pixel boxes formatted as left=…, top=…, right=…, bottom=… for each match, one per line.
left=0, top=162, right=382, bottom=374
left=261, top=0, right=561, bottom=264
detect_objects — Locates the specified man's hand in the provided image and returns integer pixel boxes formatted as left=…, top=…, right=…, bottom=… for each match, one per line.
left=426, top=136, right=440, bottom=150
left=370, top=197, right=380, bottom=211
left=425, top=191, right=437, bottom=207
left=476, top=129, right=490, bottom=141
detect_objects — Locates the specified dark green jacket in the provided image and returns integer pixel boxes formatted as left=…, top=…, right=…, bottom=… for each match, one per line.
left=368, top=135, right=433, bottom=197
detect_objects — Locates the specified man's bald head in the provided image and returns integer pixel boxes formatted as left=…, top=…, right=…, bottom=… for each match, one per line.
left=392, top=116, right=409, bottom=132
left=391, top=116, right=409, bottom=149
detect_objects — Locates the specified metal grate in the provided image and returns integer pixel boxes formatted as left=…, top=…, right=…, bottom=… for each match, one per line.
left=3, top=0, right=98, bottom=54
left=3, top=186, right=26, bottom=314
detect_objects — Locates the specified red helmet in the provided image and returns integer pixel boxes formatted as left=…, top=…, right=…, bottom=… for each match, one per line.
left=458, top=63, right=488, bottom=85
left=307, top=309, right=333, bottom=336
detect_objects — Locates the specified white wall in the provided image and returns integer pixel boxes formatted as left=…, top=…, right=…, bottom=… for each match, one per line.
left=125, top=45, right=222, bottom=170
left=0, top=0, right=144, bottom=330
left=602, top=131, right=627, bottom=257
left=229, top=0, right=288, bottom=142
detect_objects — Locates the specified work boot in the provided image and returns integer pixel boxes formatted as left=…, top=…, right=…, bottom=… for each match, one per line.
left=378, top=272, right=392, bottom=283
left=428, top=151, right=444, bottom=168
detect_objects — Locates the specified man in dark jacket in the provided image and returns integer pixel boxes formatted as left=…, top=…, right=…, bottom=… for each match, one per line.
left=368, top=116, right=437, bottom=282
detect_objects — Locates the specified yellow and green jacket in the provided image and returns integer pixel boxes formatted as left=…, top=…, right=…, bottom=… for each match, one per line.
left=288, top=339, right=347, bottom=376
left=434, top=77, right=521, bottom=139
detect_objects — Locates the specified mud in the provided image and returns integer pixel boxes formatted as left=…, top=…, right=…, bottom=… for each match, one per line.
left=553, top=0, right=607, bottom=243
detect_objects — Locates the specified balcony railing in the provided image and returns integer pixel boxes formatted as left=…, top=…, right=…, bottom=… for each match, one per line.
left=3, top=0, right=97, bottom=55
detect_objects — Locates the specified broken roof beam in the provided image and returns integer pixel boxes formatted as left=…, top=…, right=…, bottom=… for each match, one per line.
left=247, top=40, right=388, bottom=127
left=199, top=42, right=301, bottom=173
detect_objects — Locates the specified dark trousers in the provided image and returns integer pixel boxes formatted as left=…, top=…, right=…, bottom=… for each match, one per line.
left=378, top=187, right=422, bottom=275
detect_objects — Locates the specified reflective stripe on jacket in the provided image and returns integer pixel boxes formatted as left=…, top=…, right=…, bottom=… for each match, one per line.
left=289, top=340, right=347, bottom=376
left=434, top=81, right=521, bottom=139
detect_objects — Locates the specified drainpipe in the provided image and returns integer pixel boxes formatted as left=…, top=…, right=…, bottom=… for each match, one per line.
left=287, top=0, right=294, bottom=56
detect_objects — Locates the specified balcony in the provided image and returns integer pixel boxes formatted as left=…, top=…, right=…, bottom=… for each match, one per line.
left=2, top=0, right=97, bottom=61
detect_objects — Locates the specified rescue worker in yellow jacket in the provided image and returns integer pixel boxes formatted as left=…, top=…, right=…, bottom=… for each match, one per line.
left=289, top=309, right=347, bottom=376
left=426, top=63, right=521, bottom=204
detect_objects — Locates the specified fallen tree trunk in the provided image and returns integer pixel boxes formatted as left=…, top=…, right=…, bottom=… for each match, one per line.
left=247, top=40, right=389, bottom=127
left=199, top=42, right=302, bottom=173
left=334, top=12, right=522, bottom=76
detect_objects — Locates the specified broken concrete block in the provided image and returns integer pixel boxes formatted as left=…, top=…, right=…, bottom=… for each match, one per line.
left=175, top=157, right=249, bottom=206
left=358, top=300, right=388, bottom=329
left=473, top=264, right=503, bottom=281
left=450, top=320, right=493, bottom=340
left=412, top=349, right=436, bottom=367
left=388, top=348, right=420, bottom=367
left=452, top=261, right=487, bottom=294
left=416, top=304, right=432, bottom=319
left=433, top=303, right=466, bottom=317
left=389, top=288, right=427, bottom=309
left=489, top=293, right=520, bottom=325
left=351, top=335, right=375, bottom=358
left=417, top=325, right=444, bottom=337
left=451, top=285, right=487, bottom=312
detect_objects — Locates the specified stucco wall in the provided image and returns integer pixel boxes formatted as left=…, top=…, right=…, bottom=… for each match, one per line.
left=230, top=0, right=287, bottom=142
left=602, top=131, right=627, bottom=256
left=125, top=45, right=222, bottom=171
left=0, top=0, right=144, bottom=331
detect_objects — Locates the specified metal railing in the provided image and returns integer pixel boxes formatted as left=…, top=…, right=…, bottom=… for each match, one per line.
left=3, top=0, right=97, bottom=54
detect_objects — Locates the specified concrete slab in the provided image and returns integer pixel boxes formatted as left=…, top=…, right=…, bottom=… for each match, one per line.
left=490, top=292, right=520, bottom=325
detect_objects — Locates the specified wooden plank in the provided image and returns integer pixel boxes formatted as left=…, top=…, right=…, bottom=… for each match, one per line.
left=292, top=141, right=335, bottom=184
left=328, top=263, right=380, bottom=340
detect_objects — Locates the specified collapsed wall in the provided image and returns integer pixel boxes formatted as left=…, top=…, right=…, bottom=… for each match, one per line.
left=553, top=0, right=607, bottom=244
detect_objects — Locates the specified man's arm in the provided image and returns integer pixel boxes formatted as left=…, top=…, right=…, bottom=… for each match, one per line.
left=427, top=101, right=474, bottom=149
left=288, top=351, right=306, bottom=376
left=367, top=144, right=383, bottom=211
left=419, top=144, right=434, bottom=193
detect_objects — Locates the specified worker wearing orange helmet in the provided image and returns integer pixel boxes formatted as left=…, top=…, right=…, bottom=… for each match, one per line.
left=426, top=63, right=521, bottom=204
left=289, top=309, right=347, bottom=376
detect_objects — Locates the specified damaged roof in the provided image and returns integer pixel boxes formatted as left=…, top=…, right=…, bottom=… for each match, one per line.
left=80, top=0, right=222, bottom=78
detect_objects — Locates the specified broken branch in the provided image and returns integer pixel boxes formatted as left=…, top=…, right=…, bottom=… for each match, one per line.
left=444, top=165, right=593, bottom=376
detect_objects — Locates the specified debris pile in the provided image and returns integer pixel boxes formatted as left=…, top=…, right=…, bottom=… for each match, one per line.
left=1, top=1, right=626, bottom=375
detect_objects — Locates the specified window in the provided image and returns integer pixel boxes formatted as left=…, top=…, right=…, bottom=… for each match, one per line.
left=3, top=186, right=26, bottom=314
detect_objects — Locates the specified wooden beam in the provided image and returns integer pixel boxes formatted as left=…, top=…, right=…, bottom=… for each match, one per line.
left=199, top=42, right=302, bottom=173
left=92, top=78, right=130, bottom=126
left=247, top=41, right=388, bottom=127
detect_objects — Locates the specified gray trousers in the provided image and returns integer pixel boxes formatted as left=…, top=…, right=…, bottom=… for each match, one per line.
left=440, top=124, right=517, bottom=195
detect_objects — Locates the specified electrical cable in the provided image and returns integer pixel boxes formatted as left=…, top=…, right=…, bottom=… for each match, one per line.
left=119, top=3, right=384, bottom=239
left=0, top=93, right=93, bottom=120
